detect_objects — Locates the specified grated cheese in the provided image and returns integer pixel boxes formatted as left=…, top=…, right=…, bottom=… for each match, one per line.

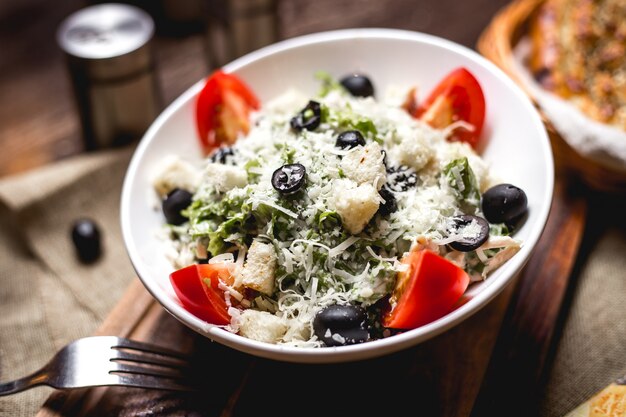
left=209, top=253, right=235, bottom=264
left=251, top=197, right=299, bottom=219
left=328, top=236, right=360, bottom=258
left=441, top=120, right=475, bottom=138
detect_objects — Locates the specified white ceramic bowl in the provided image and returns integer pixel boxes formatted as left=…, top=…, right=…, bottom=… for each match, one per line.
left=121, top=28, right=553, bottom=363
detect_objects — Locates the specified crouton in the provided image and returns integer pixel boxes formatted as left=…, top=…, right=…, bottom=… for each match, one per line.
left=241, top=239, right=277, bottom=295
left=340, top=142, right=386, bottom=190
left=390, top=132, right=434, bottom=172
left=333, top=179, right=380, bottom=234
left=238, top=309, right=287, bottom=343
left=153, top=156, right=202, bottom=197
left=204, top=163, right=248, bottom=193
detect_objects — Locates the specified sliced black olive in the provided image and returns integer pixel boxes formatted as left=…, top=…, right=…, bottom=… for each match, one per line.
left=162, top=188, right=193, bottom=225
left=290, top=100, right=321, bottom=131
left=381, top=150, right=388, bottom=168
left=378, top=187, right=397, bottom=216
left=386, top=165, right=418, bottom=192
left=447, top=215, right=490, bottom=252
left=335, top=130, right=366, bottom=149
left=339, top=73, right=375, bottom=97
left=271, top=163, right=306, bottom=195
left=209, top=146, right=234, bottom=164
left=481, top=184, right=528, bottom=225
left=71, top=218, right=101, bottom=263
left=313, top=304, right=369, bottom=346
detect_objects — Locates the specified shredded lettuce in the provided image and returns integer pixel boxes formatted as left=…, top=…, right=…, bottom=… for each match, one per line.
left=315, top=71, right=344, bottom=97
left=320, top=103, right=379, bottom=141
left=315, top=210, right=342, bottom=231
left=443, top=157, right=480, bottom=214
left=489, top=223, right=510, bottom=236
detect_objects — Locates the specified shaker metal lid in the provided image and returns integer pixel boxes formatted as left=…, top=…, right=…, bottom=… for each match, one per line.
left=57, top=3, right=154, bottom=60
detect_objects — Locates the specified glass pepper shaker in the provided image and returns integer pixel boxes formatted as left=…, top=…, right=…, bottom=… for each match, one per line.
left=57, top=3, right=161, bottom=150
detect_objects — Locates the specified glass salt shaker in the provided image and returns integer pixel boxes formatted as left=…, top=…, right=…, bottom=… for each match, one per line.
left=57, top=3, right=161, bottom=150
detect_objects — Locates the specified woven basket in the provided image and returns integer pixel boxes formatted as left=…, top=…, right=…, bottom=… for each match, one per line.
left=477, top=0, right=626, bottom=193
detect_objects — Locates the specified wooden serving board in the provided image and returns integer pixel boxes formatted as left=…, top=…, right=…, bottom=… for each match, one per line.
left=0, top=0, right=586, bottom=414
left=33, top=175, right=586, bottom=417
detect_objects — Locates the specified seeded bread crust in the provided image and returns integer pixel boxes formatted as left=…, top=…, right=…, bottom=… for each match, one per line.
left=529, top=0, right=626, bottom=129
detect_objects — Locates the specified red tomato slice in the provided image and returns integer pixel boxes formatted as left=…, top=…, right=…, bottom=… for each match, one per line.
left=382, top=250, right=470, bottom=329
left=169, top=263, right=235, bottom=325
left=196, top=70, right=260, bottom=154
left=410, top=67, right=486, bottom=148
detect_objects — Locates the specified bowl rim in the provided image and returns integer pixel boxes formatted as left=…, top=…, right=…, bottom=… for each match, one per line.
left=121, top=27, right=554, bottom=363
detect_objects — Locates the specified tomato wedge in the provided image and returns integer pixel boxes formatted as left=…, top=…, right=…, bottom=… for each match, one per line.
left=407, top=67, right=486, bottom=148
left=196, top=70, right=260, bottom=154
left=169, top=263, right=235, bottom=325
left=382, top=250, right=470, bottom=329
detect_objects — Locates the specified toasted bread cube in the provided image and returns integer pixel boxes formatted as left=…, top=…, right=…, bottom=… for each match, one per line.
left=238, top=309, right=287, bottom=344
left=241, top=239, right=277, bottom=295
left=390, top=132, right=434, bottom=172
left=333, top=180, right=380, bottom=234
left=153, top=156, right=202, bottom=197
left=204, top=163, right=248, bottom=193
left=340, top=142, right=386, bottom=190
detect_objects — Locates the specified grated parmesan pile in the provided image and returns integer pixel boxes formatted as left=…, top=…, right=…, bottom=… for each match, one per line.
left=155, top=78, right=521, bottom=347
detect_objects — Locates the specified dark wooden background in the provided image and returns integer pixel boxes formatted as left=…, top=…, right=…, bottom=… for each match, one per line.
left=0, top=0, right=512, bottom=178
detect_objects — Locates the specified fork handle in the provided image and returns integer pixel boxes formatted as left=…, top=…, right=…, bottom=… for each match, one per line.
left=0, top=370, right=48, bottom=396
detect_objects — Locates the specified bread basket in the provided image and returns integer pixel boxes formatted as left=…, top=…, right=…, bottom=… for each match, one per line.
left=478, top=0, right=626, bottom=193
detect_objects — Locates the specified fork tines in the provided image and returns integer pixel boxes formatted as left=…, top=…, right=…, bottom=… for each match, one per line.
left=108, top=337, right=197, bottom=391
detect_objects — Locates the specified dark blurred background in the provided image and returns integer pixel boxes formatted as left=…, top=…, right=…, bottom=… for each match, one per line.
left=0, top=0, right=510, bottom=178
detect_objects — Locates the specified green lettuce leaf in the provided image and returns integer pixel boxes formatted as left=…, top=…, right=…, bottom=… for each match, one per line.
left=443, top=157, right=481, bottom=214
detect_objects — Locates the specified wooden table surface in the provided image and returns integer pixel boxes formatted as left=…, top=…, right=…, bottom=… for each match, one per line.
left=1, top=1, right=588, bottom=416
left=0, top=0, right=517, bottom=178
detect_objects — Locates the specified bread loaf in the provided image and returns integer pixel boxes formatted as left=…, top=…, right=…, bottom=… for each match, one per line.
left=529, top=0, right=626, bottom=129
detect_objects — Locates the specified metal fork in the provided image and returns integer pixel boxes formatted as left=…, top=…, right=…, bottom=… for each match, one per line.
left=0, top=336, right=196, bottom=395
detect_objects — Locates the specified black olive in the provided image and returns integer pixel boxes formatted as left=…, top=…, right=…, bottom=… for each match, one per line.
left=290, top=100, right=321, bottom=131
left=271, top=163, right=306, bottom=195
left=162, top=188, right=193, bottom=225
left=386, top=165, right=418, bottom=192
left=481, top=184, right=528, bottom=225
left=447, top=215, right=490, bottom=252
left=339, top=73, right=375, bottom=97
left=378, top=187, right=397, bottom=216
left=313, top=304, right=369, bottom=346
left=71, top=218, right=101, bottom=263
left=335, top=130, right=366, bottom=150
left=209, top=147, right=234, bottom=164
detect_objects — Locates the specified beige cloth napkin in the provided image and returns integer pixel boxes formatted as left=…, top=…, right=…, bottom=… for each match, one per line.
left=539, top=194, right=626, bottom=416
left=0, top=147, right=625, bottom=416
left=0, top=147, right=136, bottom=416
